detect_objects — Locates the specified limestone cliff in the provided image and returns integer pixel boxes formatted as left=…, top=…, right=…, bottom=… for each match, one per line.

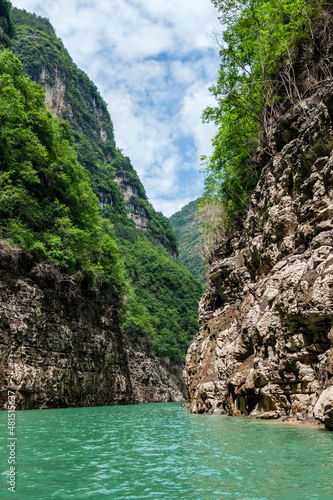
left=37, top=64, right=152, bottom=233
left=114, top=175, right=149, bottom=230
left=184, top=84, right=333, bottom=429
left=124, top=336, right=187, bottom=403
left=0, top=244, right=134, bottom=410
left=0, top=244, right=188, bottom=410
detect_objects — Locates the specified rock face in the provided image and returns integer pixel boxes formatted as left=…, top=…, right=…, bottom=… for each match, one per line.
left=124, top=336, right=187, bottom=403
left=0, top=245, right=187, bottom=410
left=0, top=245, right=134, bottom=410
left=184, top=85, right=333, bottom=429
left=114, top=175, right=150, bottom=230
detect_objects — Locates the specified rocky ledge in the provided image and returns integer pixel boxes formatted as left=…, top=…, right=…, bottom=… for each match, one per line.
left=184, top=85, right=333, bottom=430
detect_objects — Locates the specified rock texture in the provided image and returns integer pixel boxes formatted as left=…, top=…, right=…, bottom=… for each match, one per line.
left=0, top=245, right=135, bottom=410
left=124, top=335, right=187, bottom=403
left=0, top=245, right=187, bottom=410
left=184, top=85, right=333, bottom=429
left=40, top=67, right=69, bottom=119
left=114, top=175, right=150, bottom=230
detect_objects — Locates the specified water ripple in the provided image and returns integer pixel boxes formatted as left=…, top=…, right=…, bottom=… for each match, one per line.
left=0, top=403, right=332, bottom=499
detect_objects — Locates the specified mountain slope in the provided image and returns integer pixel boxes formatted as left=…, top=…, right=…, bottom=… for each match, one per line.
left=0, top=2, right=204, bottom=411
left=169, top=199, right=206, bottom=283
left=11, top=7, right=177, bottom=256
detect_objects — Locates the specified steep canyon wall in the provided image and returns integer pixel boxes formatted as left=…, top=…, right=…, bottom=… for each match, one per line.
left=184, top=85, right=333, bottom=429
left=0, top=245, right=187, bottom=410
left=0, top=245, right=134, bottom=409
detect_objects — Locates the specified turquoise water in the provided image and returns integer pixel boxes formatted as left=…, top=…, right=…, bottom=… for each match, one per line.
left=0, top=402, right=332, bottom=500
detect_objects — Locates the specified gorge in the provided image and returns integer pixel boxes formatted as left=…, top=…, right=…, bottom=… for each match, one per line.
left=0, top=4, right=201, bottom=410
left=1, top=0, right=333, bottom=498
left=0, top=1, right=332, bottom=431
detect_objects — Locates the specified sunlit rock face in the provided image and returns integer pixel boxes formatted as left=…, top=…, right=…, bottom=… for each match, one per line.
left=184, top=85, right=333, bottom=429
left=114, top=175, right=150, bottom=230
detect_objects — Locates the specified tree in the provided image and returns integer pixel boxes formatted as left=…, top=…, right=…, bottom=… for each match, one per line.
left=202, top=0, right=332, bottom=226
left=197, top=197, right=227, bottom=262
left=0, top=48, right=124, bottom=290
left=0, top=0, right=14, bottom=47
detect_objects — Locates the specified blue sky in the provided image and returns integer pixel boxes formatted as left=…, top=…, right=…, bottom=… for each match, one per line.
left=11, top=0, right=221, bottom=216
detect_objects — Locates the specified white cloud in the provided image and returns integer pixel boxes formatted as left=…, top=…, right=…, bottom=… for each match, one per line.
left=150, top=196, right=195, bottom=218
left=180, top=81, right=217, bottom=158
left=11, top=0, right=221, bottom=216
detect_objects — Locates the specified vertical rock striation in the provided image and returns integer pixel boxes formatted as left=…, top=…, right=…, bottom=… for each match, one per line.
left=184, top=85, right=333, bottom=429
left=124, top=336, right=187, bottom=403
left=0, top=244, right=188, bottom=409
left=0, top=245, right=135, bottom=410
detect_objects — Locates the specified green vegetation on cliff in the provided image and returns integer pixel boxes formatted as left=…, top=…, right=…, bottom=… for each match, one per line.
left=203, top=0, right=332, bottom=228
left=10, top=7, right=177, bottom=255
left=0, top=4, right=203, bottom=361
left=11, top=8, right=114, bottom=150
left=0, top=0, right=14, bottom=47
left=0, top=49, right=124, bottom=291
left=169, top=200, right=206, bottom=283
left=117, top=232, right=202, bottom=360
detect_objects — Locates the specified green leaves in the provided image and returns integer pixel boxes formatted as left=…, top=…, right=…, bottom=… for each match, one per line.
left=0, top=0, right=15, bottom=47
left=117, top=232, right=203, bottom=360
left=0, top=48, right=125, bottom=293
left=203, top=0, right=327, bottom=226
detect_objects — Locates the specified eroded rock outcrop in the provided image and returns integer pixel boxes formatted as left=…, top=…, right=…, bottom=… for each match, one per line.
left=184, top=85, right=333, bottom=429
left=114, top=175, right=150, bottom=230
left=0, top=245, right=135, bottom=410
left=0, top=245, right=187, bottom=410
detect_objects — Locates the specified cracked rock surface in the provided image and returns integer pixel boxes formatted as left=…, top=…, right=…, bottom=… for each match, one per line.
left=0, top=247, right=135, bottom=409
left=0, top=246, right=187, bottom=410
left=184, top=85, right=333, bottom=429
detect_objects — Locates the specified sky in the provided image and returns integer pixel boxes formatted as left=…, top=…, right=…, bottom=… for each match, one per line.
left=11, top=0, right=221, bottom=216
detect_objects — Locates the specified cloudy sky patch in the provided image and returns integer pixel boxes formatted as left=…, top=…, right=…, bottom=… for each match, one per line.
left=11, top=0, right=220, bottom=216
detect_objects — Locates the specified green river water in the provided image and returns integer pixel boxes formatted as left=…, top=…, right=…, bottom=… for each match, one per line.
left=1, top=402, right=332, bottom=499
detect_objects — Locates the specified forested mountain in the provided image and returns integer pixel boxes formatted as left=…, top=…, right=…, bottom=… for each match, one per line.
left=185, top=0, right=333, bottom=429
left=0, top=4, right=203, bottom=363
left=169, top=199, right=206, bottom=284
left=10, top=7, right=177, bottom=255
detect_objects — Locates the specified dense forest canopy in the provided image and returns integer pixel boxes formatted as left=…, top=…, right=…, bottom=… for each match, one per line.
left=0, top=0, right=14, bottom=47
left=202, top=0, right=333, bottom=229
left=0, top=48, right=125, bottom=291
left=118, top=232, right=202, bottom=360
left=0, top=3, right=203, bottom=361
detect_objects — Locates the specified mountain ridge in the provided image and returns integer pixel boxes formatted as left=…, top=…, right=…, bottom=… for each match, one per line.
left=11, top=7, right=178, bottom=256
left=169, top=199, right=206, bottom=283
left=0, top=2, right=203, bottom=408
